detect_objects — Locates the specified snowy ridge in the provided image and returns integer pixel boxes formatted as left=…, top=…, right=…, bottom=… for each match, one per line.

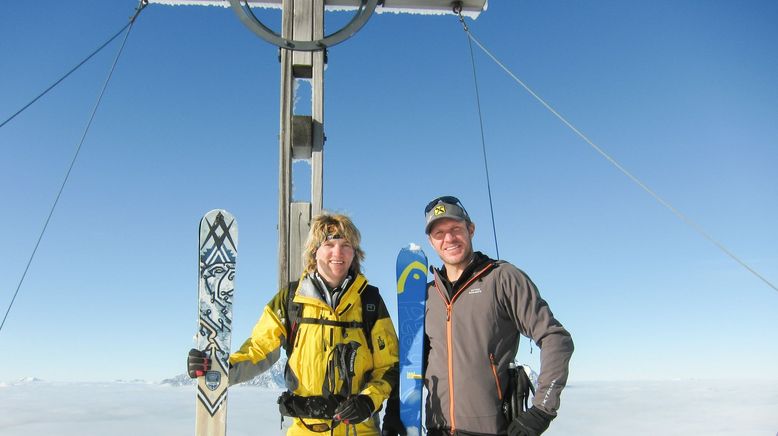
left=160, top=356, right=286, bottom=389
left=237, top=356, right=286, bottom=389
left=17, top=376, right=44, bottom=383
left=520, top=364, right=539, bottom=389
left=159, top=373, right=196, bottom=387
left=4, top=358, right=287, bottom=389
left=5, top=377, right=45, bottom=385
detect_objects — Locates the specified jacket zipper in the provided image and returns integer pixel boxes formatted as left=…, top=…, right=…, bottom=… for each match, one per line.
left=433, top=262, right=496, bottom=435
left=489, top=353, right=503, bottom=400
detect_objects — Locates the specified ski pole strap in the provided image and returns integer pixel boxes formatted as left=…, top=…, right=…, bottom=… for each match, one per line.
left=321, top=342, right=362, bottom=398
left=505, top=365, right=536, bottom=422
left=323, top=348, right=338, bottom=399
left=345, top=422, right=357, bottom=436
left=336, top=341, right=361, bottom=397
left=513, top=365, right=534, bottom=414
left=506, top=366, right=518, bottom=420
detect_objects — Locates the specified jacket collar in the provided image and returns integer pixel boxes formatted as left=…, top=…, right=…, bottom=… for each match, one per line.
left=434, top=251, right=493, bottom=297
left=295, top=272, right=367, bottom=311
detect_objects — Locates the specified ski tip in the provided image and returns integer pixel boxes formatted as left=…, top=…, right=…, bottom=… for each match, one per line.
left=203, top=208, right=234, bottom=218
left=408, top=242, right=422, bottom=252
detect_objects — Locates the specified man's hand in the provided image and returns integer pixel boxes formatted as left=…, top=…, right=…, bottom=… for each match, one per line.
left=187, top=348, right=210, bottom=378
left=507, top=406, right=554, bottom=436
left=333, top=395, right=374, bottom=424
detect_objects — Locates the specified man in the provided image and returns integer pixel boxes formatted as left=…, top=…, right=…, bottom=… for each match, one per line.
left=422, top=195, right=573, bottom=436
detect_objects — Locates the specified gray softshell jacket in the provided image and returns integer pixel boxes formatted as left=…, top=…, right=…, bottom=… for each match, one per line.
left=424, top=253, right=574, bottom=435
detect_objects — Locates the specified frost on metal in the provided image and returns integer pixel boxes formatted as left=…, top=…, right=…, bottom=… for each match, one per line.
left=147, top=0, right=488, bottom=18
left=148, top=0, right=231, bottom=6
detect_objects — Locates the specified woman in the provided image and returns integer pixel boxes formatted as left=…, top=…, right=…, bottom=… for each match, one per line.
left=190, top=213, right=399, bottom=435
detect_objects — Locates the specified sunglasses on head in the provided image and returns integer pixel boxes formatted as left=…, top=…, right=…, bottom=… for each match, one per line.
left=424, top=196, right=467, bottom=215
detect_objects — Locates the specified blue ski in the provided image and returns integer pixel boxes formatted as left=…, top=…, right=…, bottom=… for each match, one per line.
left=396, top=244, right=428, bottom=436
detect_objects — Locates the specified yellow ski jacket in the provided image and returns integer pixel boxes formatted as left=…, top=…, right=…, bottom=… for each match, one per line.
left=229, top=273, right=399, bottom=436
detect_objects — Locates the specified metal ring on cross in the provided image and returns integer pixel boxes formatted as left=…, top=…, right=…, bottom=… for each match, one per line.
left=227, top=0, right=380, bottom=51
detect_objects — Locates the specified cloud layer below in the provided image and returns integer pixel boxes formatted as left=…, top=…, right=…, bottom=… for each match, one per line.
left=1, top=380, right=776, bottom=435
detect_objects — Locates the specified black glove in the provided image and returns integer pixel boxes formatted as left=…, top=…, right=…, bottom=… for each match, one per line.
left=333, top=395, right=374, bottom=424
left=187, top=348, right=210, bottom=378
left=381, top=393, right=406, bottom=436
left=381, top=417, right=406, bottom=436
left=507, top=406, right=554, bottom=436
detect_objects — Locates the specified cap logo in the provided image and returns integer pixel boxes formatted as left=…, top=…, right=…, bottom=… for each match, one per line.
left=434, top=205, right=446, bottom=216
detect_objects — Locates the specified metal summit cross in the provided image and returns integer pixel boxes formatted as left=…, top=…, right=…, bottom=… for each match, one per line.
left=149, top=0, right=487, bottom=290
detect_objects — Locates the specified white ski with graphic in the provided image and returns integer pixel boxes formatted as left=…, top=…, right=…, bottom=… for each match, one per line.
left=196, top=209, right=238, bottom=436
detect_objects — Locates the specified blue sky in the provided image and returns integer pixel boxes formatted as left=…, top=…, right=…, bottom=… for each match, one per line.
left=1, top=1, right=776, bottom=383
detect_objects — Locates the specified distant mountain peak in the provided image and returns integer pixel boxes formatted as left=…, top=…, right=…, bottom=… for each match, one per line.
left=161, top=357, right=286, bottom=390
left=14, top=377, right=45, bottom=384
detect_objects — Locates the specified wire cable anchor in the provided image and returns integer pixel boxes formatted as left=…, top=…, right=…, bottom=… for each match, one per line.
left=130, top=0, right=149, bottom=23
left=453, top=1, right=469, bottom=32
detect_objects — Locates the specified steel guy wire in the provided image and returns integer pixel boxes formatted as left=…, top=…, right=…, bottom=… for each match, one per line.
left=1, top=1, right=147, bottom=335
left=457, top=8, right=501, bottom=259
left=460, top=23, right=777, bottom=293
left=0, top=2, right=148, bottom=130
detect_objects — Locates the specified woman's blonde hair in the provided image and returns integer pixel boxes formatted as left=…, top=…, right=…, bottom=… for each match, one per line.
left=303, top=213, right=365, bottom=275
